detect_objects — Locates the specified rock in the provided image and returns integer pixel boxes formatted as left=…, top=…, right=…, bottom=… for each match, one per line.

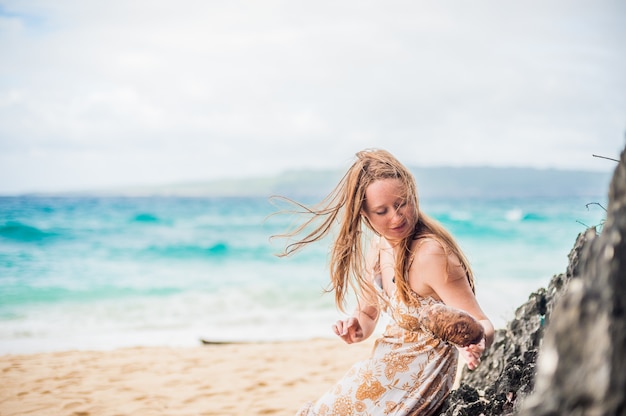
left=419, top=303, right=485, bottom=347
left=438, top=230, right=591, bottom=416
left=440, top=144, right=626, bottom=415
left=517, top=147, right=626, bottom=414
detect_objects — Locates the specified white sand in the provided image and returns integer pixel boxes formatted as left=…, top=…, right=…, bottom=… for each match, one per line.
left=0, top=338, right=376, bottom=416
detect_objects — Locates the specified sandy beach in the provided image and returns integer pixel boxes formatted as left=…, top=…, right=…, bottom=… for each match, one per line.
left=1, top=338, right=380, bottom=416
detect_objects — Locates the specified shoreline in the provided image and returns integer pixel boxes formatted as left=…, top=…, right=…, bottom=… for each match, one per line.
left=0, top=338, right=377, bottom=416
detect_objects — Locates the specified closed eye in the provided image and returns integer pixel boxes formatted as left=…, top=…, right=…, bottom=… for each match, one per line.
left=394, top=200, right=407, bottom=209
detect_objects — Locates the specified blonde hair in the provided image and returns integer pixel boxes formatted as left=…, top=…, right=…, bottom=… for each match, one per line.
left=273, top=148, right=474, bottom=311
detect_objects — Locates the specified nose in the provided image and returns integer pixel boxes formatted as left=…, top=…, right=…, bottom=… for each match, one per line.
left=391, top=207, right=403, bottom=222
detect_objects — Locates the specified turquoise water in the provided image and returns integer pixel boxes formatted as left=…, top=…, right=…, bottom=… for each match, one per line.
left=0, top=195, right=607, bottom=354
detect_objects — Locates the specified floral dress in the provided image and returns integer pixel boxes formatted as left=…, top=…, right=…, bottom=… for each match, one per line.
left=295, top=272, right=458, bottom=416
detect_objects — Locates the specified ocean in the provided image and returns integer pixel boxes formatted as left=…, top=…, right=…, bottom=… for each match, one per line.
left=0, top=194, right=607, bottom=354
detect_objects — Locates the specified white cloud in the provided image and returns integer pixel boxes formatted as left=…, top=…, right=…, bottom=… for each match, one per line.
left=0, top=0, right=624, bottom=193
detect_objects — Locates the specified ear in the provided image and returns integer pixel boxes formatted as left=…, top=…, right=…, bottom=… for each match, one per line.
left=360, top=209, right=369, bottom=222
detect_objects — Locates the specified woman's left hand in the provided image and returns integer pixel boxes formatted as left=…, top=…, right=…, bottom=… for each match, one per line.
left=457, top=336, right=485, bottom=370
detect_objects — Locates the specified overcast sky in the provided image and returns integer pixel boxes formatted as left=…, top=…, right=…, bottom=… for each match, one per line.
left=0, top=1, right=624, bottom=194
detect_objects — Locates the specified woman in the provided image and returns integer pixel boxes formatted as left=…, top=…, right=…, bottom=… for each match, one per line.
left=276, top=149, right=494, bottom=416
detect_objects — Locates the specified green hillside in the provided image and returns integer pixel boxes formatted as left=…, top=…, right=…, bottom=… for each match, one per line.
left=67, top=166, right=613, bottom=199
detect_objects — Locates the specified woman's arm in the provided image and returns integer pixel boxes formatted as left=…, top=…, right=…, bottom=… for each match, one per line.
left=332, top=238, right=381, bottom=344
left=333, top=303, right=379, bottom=344
left=408, top=239, right=495, bottom=367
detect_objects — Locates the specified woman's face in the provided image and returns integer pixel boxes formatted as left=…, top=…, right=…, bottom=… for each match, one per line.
left=362, top=178, right=417, bottom=242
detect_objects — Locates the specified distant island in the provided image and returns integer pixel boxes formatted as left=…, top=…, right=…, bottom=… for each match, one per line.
left=41, top=166, right=613, bottom=200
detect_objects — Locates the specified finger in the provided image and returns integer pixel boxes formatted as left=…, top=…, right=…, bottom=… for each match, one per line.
left=458, top=348, right=480, bottom=370
left=333, top=321, right=346, bottom=336
left=467, top=351, right=481, bottom=363
left=342, top=319, right=353, bottom=336
left=469, top=357, right=481, bottom=370
left=469, top=337, right=486, bottom=351
left=466, top=344, right=484, bottom=359
left=346, top=317, right=359, bottom=330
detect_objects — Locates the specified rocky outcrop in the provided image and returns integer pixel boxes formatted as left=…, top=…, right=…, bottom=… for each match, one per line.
left=517, top=147, right=626, bottom=415
left=440, top=145, right=625, bottom=416
left=438, top=230, right=591, bottom=416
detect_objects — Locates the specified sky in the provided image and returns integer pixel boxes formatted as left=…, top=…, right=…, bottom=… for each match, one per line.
left=0, top=1, right=625, bottom=194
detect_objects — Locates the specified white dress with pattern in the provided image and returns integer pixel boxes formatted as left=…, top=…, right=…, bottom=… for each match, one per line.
left=296, top=273, right=458, bottom=416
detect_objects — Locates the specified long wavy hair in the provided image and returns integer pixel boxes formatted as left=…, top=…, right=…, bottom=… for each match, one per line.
left=273, top=149, right=474, bottom=311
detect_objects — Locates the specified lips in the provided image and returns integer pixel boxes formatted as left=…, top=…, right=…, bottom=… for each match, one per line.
left=385, top=222, right=408, bottom=241
left=390, top=220, right=407, bottom=233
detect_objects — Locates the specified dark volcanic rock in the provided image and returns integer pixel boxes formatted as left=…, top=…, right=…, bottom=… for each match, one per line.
left=438, top=230, right=591, bottom=416
left=517, top=149, right=626, bottom=414
left=440, top=144, right=625, bottom=416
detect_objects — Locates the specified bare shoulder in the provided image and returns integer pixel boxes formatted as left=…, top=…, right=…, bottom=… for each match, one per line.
left=406, top=237, right=447, bottom=299
left=410, top=236, right=464, bottom=280
left=411, top=237, right=446, bottom=260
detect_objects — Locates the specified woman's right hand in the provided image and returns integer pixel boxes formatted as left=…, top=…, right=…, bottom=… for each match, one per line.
left=332, top=317, right=364, bottom=344
left=457, top=336, right=486, bottom=370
